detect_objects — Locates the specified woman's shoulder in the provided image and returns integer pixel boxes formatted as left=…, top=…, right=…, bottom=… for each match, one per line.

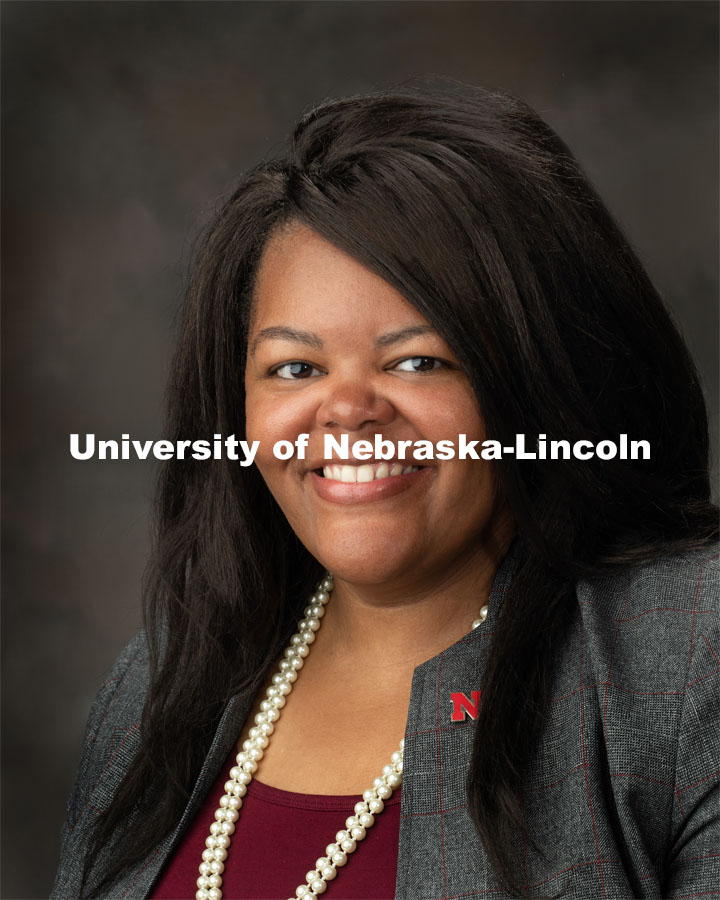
left=576, top=543, right=719, bottom=624
left=63, top=629, right=153, bottom=831
left=574, top=543, right=719, bottom=693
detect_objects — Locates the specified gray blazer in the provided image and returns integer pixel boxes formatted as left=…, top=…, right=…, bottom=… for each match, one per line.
left=51, top=546, right=720, bottom=899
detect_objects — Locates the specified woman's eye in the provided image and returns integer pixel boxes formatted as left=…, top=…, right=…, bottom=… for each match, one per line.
left=393, top=356, right=444, bottom=373
left=271, top=361, right=323, bottom=380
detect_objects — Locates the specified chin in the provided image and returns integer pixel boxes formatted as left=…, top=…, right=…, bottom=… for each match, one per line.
left=308, top=530, right=420, bottom=587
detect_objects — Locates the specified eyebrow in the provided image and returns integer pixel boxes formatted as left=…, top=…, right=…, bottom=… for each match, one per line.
left=250, top=324, right=440, bottom=357
left=250, top=326, right=323, bottom=358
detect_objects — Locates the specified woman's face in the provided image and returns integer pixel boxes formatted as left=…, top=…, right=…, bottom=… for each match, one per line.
left=244, top=222, right=511, bottom=589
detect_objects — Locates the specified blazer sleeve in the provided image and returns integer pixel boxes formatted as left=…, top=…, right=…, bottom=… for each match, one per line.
left=664, top=579, right=720, bottom=896
left=50, top=630, right=148, bottom=899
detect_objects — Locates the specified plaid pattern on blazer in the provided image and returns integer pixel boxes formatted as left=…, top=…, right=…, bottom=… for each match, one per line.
left=51, top=545, right=720, bottom=899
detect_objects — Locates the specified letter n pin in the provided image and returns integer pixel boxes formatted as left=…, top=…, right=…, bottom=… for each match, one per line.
left=450, top=690, right=481, bottom=722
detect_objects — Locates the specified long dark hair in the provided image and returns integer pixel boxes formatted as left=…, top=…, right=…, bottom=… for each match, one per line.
left=82, top=79, right=717, bottom=896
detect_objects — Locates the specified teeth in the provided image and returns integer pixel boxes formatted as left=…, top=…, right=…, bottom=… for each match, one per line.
left=321, top=463, right=420, bottom=483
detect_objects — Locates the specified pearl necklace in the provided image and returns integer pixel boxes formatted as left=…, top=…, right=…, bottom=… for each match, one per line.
left=195, top=575, right=488, bottom=900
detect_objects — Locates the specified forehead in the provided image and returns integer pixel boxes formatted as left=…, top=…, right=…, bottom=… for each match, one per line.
left=250, top=222, right=429, bottom=333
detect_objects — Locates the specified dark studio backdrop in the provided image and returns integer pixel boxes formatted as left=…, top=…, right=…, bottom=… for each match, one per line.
left=2, top=2, right=718, bottom=897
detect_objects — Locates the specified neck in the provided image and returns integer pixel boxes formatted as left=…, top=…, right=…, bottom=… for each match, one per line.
left=314, top=536, right=511, bottom=671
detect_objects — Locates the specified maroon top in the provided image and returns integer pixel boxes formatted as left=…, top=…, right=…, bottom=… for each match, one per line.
left=150, top=748, right=401, bottom=900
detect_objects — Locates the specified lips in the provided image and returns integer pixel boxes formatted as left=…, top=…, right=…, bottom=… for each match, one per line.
left=320, top=462, right=421, bottom=483
left=306, top=461, right=431, bottom=504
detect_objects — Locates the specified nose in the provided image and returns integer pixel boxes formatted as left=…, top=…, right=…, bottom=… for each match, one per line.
left=316, top=377, right=395, bottom=432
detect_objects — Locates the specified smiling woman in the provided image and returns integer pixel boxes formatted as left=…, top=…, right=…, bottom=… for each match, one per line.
left=245, top=223, right=509, bottom=594
left=51, top=81, right=719, bottom=900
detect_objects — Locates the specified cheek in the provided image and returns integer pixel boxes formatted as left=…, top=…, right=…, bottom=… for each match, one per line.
left=244, top=389, right=316, bottom=492
left=404, top=387, right=485, bottom=443
left=245, top=389, right=313, bottom=445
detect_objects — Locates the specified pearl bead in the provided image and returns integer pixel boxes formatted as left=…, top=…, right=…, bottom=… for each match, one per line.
left=321, top=576, right=333, bottom=590
left=354, top=800, right=369, bottom=815
left=196, top=890, right=210, bottom=900
left=345, top=815, right=359, bottom=829
left=391, top=751, right=402, bottom=765
left=321, top=864, right=337, bottom=880
left=311, top=879, right=327, bottom=893
left=295, top=644, right=310, bottom=658
left=301, top=630, right=315, bottom=644
left=213, top=848, right=227, bottom=861
left=359, top=813, right=374, bottom=828
left=215, top=835, right=230, bottom=849
left=202, top=849, right=215, bottom=863
left=350, top=825, right=366, bottom=841
left=325, top=842, right=339, bottom=857
left=386, top=771, right=402, bottom=788
left=199, top=863, right=212, bottom=876
left=315, top=856, right=330, bottom=870
left=278, top=660, right=298, bottom=679
left=331, top=849, right=347, bottom=867
left=340, top=837, right=357, bottom=853
left=207, top=889, right=221, bottom=900
left=295, top=887, right=311, bottom=898
left=376, top=784, right=392, bottom=799
left=306, top=617, right=321, bottom=631
left=315, top=590, right=330, bottom=604
left=290, top=634, right=305, bottom=647
left=335, top=829, right=350, bottom=843
left=269, top=694, right=286, bottom=709
left=368, top=798, right=384, bottom=814
left=305, top=869, right=320, bottom=884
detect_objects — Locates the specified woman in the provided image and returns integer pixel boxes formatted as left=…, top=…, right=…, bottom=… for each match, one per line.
left=51, top=81, right=719, bottom=899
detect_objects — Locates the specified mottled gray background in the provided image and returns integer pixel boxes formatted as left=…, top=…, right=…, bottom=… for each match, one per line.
left=2, top=1, right=718, bottom=897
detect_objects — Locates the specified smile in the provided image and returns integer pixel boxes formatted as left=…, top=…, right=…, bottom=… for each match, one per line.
left=307, top=463, right=431, bottom=504
left=320, top=463, right=422, bottom=483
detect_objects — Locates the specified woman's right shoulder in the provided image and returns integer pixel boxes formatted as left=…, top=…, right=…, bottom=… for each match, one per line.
left=51, top=629, right=156, bottom=898
left=91, top=627, right=152, bottom=714
left=63, top=629, right=153, bottom=830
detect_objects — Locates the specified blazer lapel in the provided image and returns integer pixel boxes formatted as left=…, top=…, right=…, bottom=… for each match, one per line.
left=105, top=681, right=260, bottom=899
